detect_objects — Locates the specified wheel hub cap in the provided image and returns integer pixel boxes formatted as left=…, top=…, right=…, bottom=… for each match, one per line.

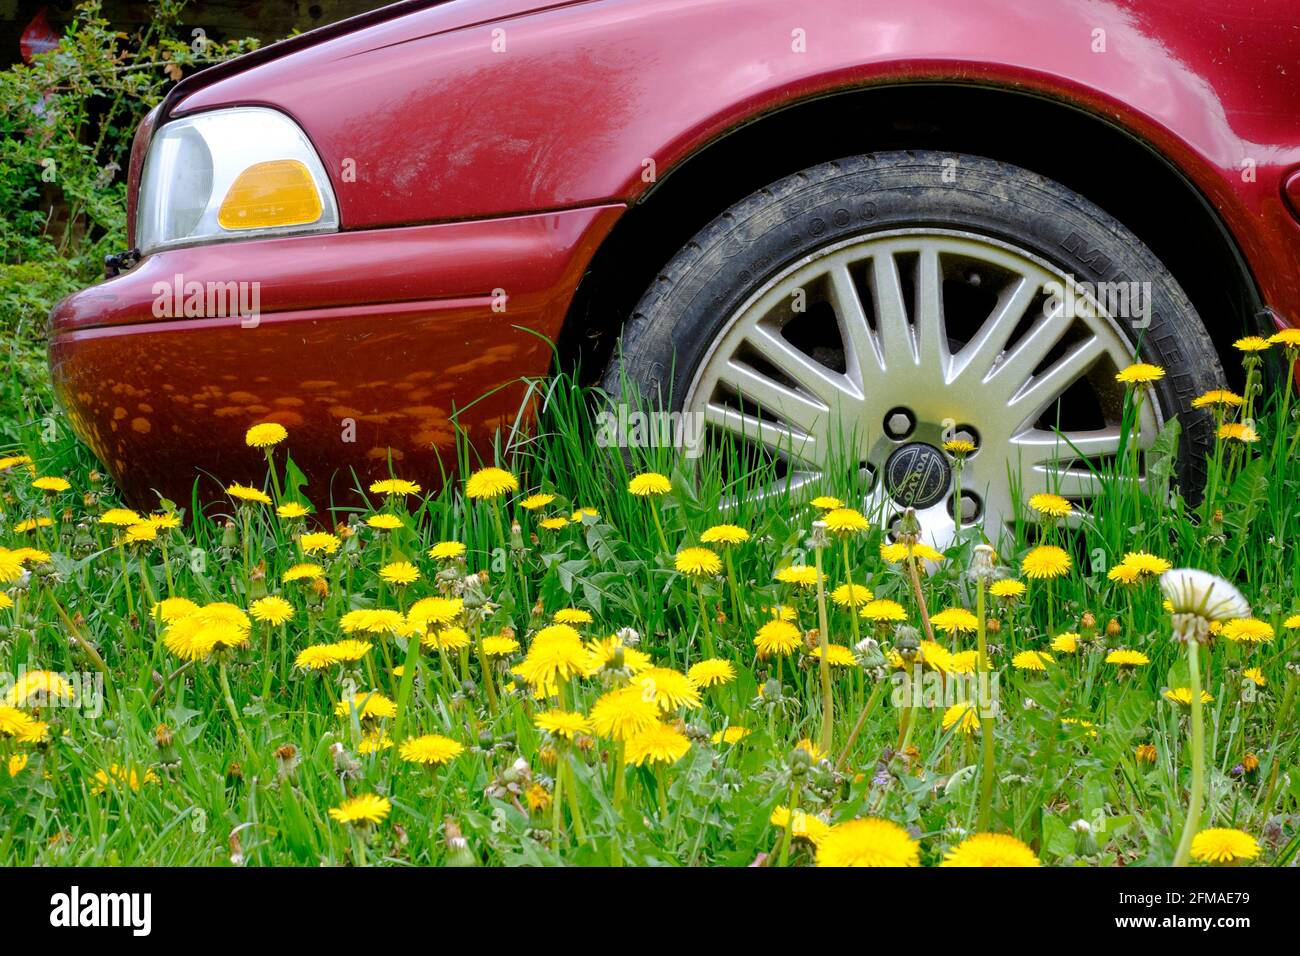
left=883, top=442, right=951, bottom=509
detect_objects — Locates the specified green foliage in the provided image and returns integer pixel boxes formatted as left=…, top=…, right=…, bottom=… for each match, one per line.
left=0, top=0, right=258, bottom=329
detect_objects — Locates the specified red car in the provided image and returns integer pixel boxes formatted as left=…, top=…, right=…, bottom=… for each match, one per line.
left=49, top=0, right=1300, bottom=546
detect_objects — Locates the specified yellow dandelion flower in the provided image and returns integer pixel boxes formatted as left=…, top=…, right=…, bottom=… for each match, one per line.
left=822, top=508, right=869, bottom=535
left=398, top=734, right=463, bottom=765
left=358, top=731, right=394, bottom=755
left=423, top=543, right=465, bottom=566
left=1027, top=493, right=1072, bottom=518
left=335, top=691, right=397, bottom=720
left=942, top=439, right=976, bottom=456
left=534, top=710, right=591, bottom=739
left=990, top=579, right=1027, bottom=599
left=482, top=634, right=521, bottom=657
left=295, top=644, right=342, bottom=670
left=809, top=644, right=858, bottom=667
left=299, top=531, right=341, bottom=555
left=1242, top=667, right=1266, bottom=687
left=675, top=546, right=721, bottom=576
left=379, top=561, right=420, bottom=586
left=1164, top=687, right=1214, bottom=705
left=1268, top=328, right=1300, bottom=348
left=860, top=598, right=906, bottom=623
left=1105, top=649, right=1150, bottom=667
left=519, top=493, right=555, bottom=510
left=89, top=764, right=159, bottom=795
left=3, top=670, right=74, bottom=707
left=1221, top=618, right=1274, bottom=644
left=329, top=793, right=391, bottom=825
left=465, top=467, right=517, bottom=499
left=31, top=476, right=70, bottom=493
left=283, top=562, right=324, bottom=582
left=1218, top=422, right=1259, bottom=443
left=273, top=502, right=309, bottom=520
left=754, top=619, right=802, bottom=658
left=590, top=685, right=660, bottom=740
left=771, top=806, right=831, bottom=845
left=631, top=667, right=702, bottom=711
left=628, top=472, right=672, bottom=496
left=98, top=508, right=142, bottom=526
left=942, top=701, right=980, bottom=735
left=879, top=541, right=945, bottom=563
left=1233, top=336, right=1271, bottom=353
left=1021, top=545, right=1071, bottom=579
left=831, top=583, right=873, bottom=608
left=711, top=726, right=749, bottom=745
left=249, top=596, right=294, bottom=626
left=581, top=635, right=651, bottom=677
left=1012, top=650, right=1053, bottom=671
left=369, top=478, right=421, bottom=496
left=1189, top=828, right=1260, bottom=864
left=930, top=607, right=979, bottom=634
left=795, top=738, right=827, bottom=762
left=1115, top=362, right=1165, bottom=384
left=687, top=658, right=736, bottom=687
left=816, top=817, right=920, bottom=867
left=226, top=483, right=271, bottom=505
left=244, top=422, right=287, bottom=447
left=1108, top=563, right=1142, bottom=585
left=366, top=514, right=403, bottom=531
left=775, top=564, right=821, bottom=587
left=625, top=721, right=691, bottom=766
left=13, top=517, right=52, bottom=533
left=1051, top=632, right=1079, bottom=654
left=810, top=495, right=843, bottom=510
left=947, top=650, right=979, bottom=674
left=553, top=608, right=593, bottom=625
left=1192, top=389, right=1244, bottom=409
left=941, top=832, right=1040, bottom=867
left=700, top=524, right=750, bottom=546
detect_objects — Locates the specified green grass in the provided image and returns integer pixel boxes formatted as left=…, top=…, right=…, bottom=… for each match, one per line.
left=0, top=325, right=1297, bottom=867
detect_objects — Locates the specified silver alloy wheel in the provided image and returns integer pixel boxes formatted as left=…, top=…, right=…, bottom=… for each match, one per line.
left=683, top=229, right=1160, bottom=549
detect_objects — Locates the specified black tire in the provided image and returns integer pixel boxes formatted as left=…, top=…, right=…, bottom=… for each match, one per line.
left=602, top=150, right=1225, bottom=498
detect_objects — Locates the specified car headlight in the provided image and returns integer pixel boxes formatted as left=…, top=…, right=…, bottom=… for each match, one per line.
left=136, top=107, right=339, bottom=255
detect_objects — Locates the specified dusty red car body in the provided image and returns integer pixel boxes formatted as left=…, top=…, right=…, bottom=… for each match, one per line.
left=49, top=0, right=1300, bottom=509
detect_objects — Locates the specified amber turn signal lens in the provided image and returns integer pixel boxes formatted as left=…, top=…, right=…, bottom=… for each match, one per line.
left=217, top=159, right=323, bottom=230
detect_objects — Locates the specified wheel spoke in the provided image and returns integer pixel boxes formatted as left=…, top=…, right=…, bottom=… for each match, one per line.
left=985, top=307, right=1075, bottom=400
left=869, top=253, right=916, bottom=370
left=746, top=324, right=860, bottom=407
left=953, top=275, right=1038, bottom=382
left=914, top=245, right=948, bottom=372
left=703, top=403, right=819, bottom=464
left=715, top=357, right=830, bottom=437
left=1006, top=335, right=1105, bottom=427
left=1011, top=425, right=1123, bottom=466
left=827, top=262, right=879, bottom=382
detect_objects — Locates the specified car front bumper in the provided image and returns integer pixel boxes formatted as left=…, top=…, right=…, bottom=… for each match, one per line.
left=48, top=205, right=621, bottom=509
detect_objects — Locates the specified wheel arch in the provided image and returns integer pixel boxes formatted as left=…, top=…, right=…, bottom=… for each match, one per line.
left=560, top=82, right=1265, bottom=389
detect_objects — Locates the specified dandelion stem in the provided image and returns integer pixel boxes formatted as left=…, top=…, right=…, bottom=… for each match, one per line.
left=814, top=539, right=833, bottom=755
left=976, top=576, right=994, bottom=831
left=1172, top=637, right=1205, bottom=866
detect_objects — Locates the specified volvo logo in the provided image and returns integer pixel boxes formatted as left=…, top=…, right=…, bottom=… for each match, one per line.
left=883, top=442, right=951, bottom=509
